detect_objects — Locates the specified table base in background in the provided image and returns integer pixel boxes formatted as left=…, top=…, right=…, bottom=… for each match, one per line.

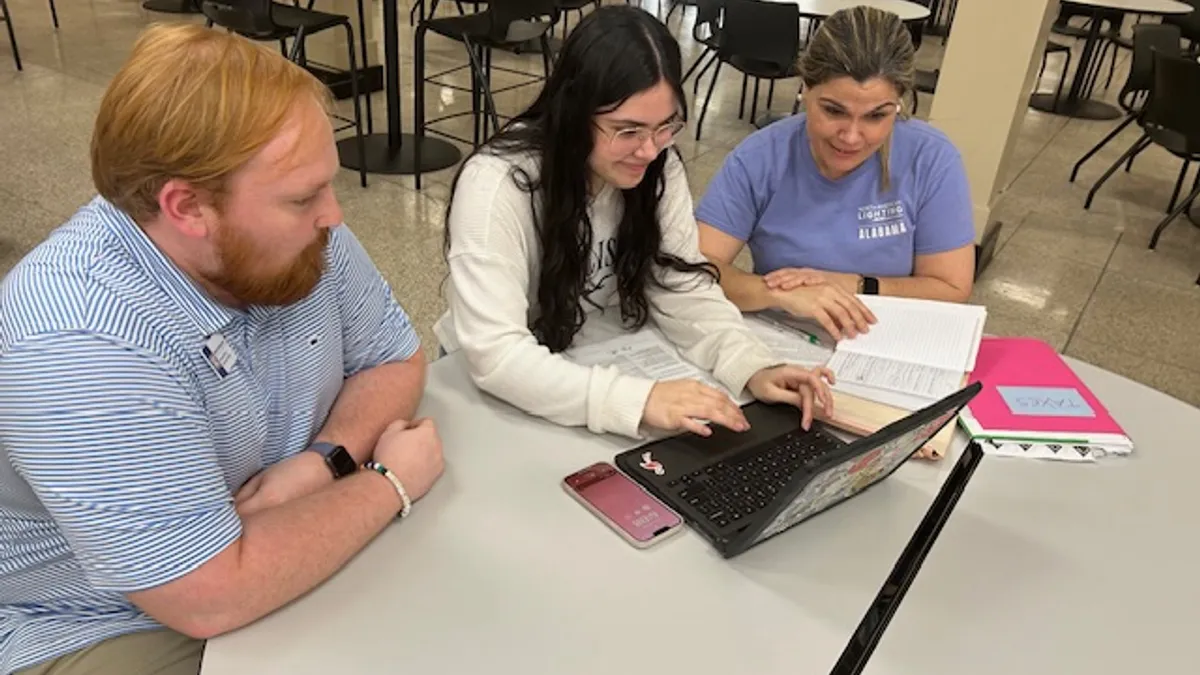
left=337, top=134, right=461, bottom=176
left=1029, top=92, right=1120, bottom=120
left=753, top=111, right=793, bottom=130
left=513, top=36, right=562, bottom=56
left=142, top=0, right=198, bottom=13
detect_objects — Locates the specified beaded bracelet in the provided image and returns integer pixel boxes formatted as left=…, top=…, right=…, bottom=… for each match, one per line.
left=364, top=460, right=412, bottom=518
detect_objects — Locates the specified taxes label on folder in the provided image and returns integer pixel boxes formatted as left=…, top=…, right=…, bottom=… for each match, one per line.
left=997, top=386, right=1096, bottom=418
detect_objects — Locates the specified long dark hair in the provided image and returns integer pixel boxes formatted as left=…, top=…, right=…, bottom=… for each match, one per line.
left=444, top=5, right=717, bottom=353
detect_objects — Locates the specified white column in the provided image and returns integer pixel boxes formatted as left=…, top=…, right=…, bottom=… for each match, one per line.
left=926, top=0, right=1059, bottom=242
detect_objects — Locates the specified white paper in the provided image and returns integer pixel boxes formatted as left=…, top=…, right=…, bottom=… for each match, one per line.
left=839, top=296, right=986, bottom=372
left=827, top=351, right=964, bottom=401
left=832, top=380, right=937, bottom=412
left=743, top=314, right=833, bottom=367
left=565, top=331, right=746, bottom=403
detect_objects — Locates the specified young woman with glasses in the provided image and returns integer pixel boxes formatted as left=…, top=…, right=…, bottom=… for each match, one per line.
left=434, top=6, right=833, bottom=441
left=696, top=6, right=977, bottom=343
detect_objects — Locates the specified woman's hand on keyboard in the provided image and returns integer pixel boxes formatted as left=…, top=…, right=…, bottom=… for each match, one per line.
left=746, top=365, right=835, bottom=431
left=642, top=379, right=750, bottom=437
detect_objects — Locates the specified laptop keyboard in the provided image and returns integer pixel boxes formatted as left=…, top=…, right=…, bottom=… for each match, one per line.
left=664, top=428, right=843, bottom=530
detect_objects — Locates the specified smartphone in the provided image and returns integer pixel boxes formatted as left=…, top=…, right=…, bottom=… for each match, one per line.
left=562, top=462, right=685, bottom=549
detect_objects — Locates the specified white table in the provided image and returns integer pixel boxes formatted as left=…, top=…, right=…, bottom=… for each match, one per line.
left=199, top=350, right=965, bottom=675
left=775, top=0, right=933, bottom=21
left=861, top=359, right=1200, bottom=675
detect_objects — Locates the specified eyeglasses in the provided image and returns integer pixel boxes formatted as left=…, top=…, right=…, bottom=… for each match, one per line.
left=595, top=118, right=687, bottom=152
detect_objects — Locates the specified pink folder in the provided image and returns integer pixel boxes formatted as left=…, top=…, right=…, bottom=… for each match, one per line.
left=966, top=337, right=1128, bottom=437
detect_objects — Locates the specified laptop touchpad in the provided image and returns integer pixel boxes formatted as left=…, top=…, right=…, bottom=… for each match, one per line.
left=654, top=402, right=802, bottom=464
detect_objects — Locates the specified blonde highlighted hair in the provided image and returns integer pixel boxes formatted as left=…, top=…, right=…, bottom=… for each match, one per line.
left=798, top=6, right=915, bottom=191
left=91, top=23, right=332, bottom=223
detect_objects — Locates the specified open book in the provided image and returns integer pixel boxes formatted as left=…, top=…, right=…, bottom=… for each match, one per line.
left=826, top=296, right=986, bottom=409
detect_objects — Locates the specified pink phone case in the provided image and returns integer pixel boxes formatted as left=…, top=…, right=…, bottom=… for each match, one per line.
left=563, top=462, right=684, bottom=548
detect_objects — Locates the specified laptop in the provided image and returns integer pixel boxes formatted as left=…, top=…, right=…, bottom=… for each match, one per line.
left=614, top=382, right=982, bottom=558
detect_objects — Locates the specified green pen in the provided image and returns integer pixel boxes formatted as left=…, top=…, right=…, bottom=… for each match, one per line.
left=795, top=328, right=822, bottom=346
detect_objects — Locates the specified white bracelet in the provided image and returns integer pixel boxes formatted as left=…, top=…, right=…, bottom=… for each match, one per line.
left=364, top=461, right=412, bottom=518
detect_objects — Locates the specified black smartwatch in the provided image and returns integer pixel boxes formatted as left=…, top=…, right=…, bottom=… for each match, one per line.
left=861, top=275, right=880, bottom=295
left=308, top=442, right=357, bottom=479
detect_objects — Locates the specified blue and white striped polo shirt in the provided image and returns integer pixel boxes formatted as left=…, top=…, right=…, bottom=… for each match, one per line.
left=0, top=197, right=421, bottom=672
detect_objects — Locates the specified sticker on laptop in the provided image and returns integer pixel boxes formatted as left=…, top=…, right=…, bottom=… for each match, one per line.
left=752, top=409, right=958, bottom=545
left=639, top=452, right=665, bottom=476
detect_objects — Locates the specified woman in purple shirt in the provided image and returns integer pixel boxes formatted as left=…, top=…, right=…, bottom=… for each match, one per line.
left=696, top=6, right=976, bottom=341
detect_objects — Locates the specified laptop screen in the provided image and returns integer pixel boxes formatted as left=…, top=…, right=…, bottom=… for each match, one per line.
left=750, top=408, right=960, bottom=546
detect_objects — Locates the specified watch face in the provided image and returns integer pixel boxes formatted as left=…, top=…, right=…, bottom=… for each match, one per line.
left=327, top=446, right=358, bottom=478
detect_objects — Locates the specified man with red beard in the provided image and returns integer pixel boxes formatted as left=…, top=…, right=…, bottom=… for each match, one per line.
left=0, top=24, right=443, bottom=675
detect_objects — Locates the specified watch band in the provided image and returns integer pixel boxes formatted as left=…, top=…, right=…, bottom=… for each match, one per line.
left=308, top=441, right=357, bottom=479
left=862, top=276, right=880, bottom=295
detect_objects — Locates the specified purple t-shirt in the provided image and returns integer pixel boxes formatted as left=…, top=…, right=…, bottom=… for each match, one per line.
left=695, top=114, right=975, bottom=277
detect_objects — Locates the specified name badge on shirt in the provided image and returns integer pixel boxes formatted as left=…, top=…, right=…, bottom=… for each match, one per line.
left=202, top=333, right=238, bottom=379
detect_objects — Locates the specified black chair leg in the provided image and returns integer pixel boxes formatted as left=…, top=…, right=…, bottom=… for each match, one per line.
left=287, top=27, right=307, bottom=63
left=540, top=33, right=552, bottom=76
left=483, top=45, right=499, bottom=138
left=414, top=23, right=428, bottom=190
left=355, top=0, right=373, bottom=134
left=1149, top=180, right=1200, bottom=249
left=1167, top=161, right=1190, bottom=213
left=468, top=48, right=480, bottom=147
left=1070, top=113, right=1136, bottom=182
left=49, top=0, right=59, bottom=29
left=1084, top=135, right=1150, bottom=209
left=683, top=47, right=710, bottom=85
left=1056, top=49, right=1071, bottom=105
left=2, top=0, right=21, bottom=72
left=692, top=50, right=718, bottom=95
left=1104, top=33, right=1121, bottom=90
left=766, top=79, right=776, bottom=111
left=696, top=60, right=723, bottom=141
left=463, top=37, right=498, bottom=146
left=738, top=73, right=748, bottom=120
left=343, top=23, right=368, bottom=188
left=750, top=77, right=761, bottom=123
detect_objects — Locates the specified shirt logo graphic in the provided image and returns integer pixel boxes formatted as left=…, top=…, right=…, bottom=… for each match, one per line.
left=857, top=201, right=909, bottom=241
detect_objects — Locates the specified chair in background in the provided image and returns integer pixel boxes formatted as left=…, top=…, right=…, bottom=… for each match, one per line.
left=665, top=0, right=697, bottom=22
left=1072, top=24, right=1183, bottom=211
left=1139, top=51, right=1200, bottom=250
left=555, top=0, right=600, bottom=39
left=1050, top=4, right=1125, bottom=95
left=413, top=0, right=558, bottom=189
left=47, top=0, right=58, bottom=29
left=1163, top=0, right=1200, bottom=56
left=200, top=0, right=369, bottom=187
left=1080, top=50, right=1200, bottom=250
left=694, top=0, right=799, bottom=141
left=682, top=0, right=721, bottom=92
left=1, top=0, right=18, bottom=71
left=1034, top=41, right=1073, bottom=106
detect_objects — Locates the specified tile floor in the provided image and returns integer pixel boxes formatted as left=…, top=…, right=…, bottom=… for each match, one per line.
left=2, top=0, right=1198, bottom=407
